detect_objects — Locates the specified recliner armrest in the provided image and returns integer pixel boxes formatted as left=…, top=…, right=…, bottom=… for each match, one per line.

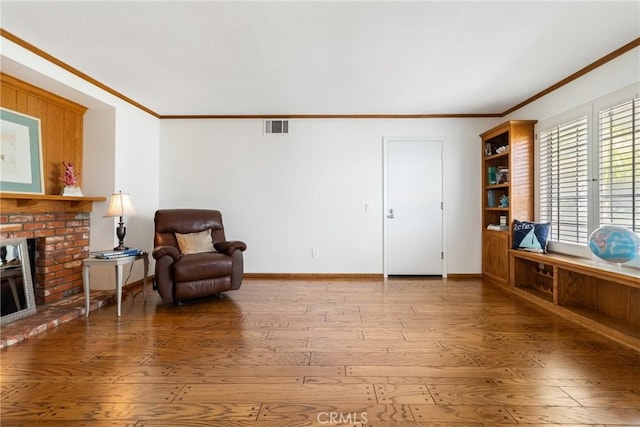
left=214, top=240, right=247, bottom=255
left=152, top=245, right=181, bottom=261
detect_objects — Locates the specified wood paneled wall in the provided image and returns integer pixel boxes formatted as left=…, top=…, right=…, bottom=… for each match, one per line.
left=1, top=73, right=87, bottom=195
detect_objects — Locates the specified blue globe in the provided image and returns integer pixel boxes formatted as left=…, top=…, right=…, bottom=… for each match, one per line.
left=589, top=225, right=640, bottom=264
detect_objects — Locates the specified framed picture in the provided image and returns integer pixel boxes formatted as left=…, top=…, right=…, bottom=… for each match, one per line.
left=496, top=167, right=509, bottom=184
left=484, top=142, right=492, bottom=157
left=0, top=108, right=44, bottom=194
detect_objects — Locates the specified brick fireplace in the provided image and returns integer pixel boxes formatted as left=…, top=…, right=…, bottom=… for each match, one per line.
left=1, top=74, right=105, bottom=312
left=0, top=194, right=105, bottom=305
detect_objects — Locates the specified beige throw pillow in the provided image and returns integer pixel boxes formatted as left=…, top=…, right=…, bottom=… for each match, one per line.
left=175, top=229, right=215, bottom=255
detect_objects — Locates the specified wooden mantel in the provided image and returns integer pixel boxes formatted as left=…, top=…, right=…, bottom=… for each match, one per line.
left=0, top=192, right=106, bottom=213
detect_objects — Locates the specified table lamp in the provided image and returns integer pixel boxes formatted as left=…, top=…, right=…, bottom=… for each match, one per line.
left=104, top=191, right=136, bottom=250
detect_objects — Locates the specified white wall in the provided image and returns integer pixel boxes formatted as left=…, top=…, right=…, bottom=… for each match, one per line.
left=3, top=35, right=636, bottom=279
left=506, top=47, right=640, bottom=123
left=158, top=48, right=639, bottom=276
left=84, top=107, right=116, bottom=253
left=1, top=37, right=160, bottom=289
left=113, top=107, right=160, bottom=256
left=160, top=118, right=495, bottom=274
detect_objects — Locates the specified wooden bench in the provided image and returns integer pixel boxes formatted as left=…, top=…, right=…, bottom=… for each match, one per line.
left=507, top=249, right=640, bottom=350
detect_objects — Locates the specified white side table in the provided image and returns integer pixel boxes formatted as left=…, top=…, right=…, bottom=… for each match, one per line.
left=82, top=253, right=149, bottom=317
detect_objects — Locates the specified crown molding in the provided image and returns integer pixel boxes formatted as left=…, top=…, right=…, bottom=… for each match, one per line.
left=2, top=28, right=638, bottom=119
left=159, top=113, right=502, bottom=119
left=501, top=37, right=640, bottom=117
left=0, top=28, right=160, bottom=118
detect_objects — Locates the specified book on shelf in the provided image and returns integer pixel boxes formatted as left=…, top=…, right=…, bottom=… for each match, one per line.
left=487, top=166, right=497, bottom=185
left=91, top=248, right=143, bottom=259
left=486, top=224, right=509, bottom=231
left=487, top=190, right=496, bottom=208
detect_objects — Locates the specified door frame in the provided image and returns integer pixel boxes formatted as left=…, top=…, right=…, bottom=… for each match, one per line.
left=382, top=137, right=446, bottom=278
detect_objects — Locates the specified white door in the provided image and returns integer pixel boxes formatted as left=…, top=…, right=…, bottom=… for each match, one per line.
left=384, top=138, right=443, bottom=276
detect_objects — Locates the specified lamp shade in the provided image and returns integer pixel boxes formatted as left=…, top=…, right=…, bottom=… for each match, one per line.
left=104, top=191, right=136, bottom=218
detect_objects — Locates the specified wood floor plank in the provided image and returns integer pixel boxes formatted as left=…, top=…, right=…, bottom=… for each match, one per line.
left=504, top=405, right=640, bottom=424
left=267, top=329, right=364, bottom=340
left=37, top=402, right=261, bottom=421
left=527, top=349, right=640, bottom=369
left=374, top=384, right=435, bottom=404
left=139, top=422, right=340, bottom=427
left=512, top=366, right=640, bottom=383
left=493, top=377, right=596, bottom=388
left=0, top=363, right=144, bottom=377
left=170, top=337, right=309, bottom=351
left=167, top=365, right=344, bottom=378
left=1, top=278, right=639, bottom=426
left=428, top=384, right=579, bottom=406
left=113, top=375, right=303, bottom=385
left=143, top=349, right=312, bottom=366
left=401, top=330, right=509, bottom=341
left=362, top=423, right=481, bottom=427
left=289, top=320, right=405, bottom=329
left=408, top=404, right=516, bottom=423
left=347, top=366, right=519, bottom=379
left=482, top=424, right=609, bottom=427
left=305, top=338, right=446, bottom=351
left=469, top=352, right=541, bottom=368
left=305, top=376, right=496, bottom=386
left=0, top=421, right=139, bottom=427
left=559, top=386, right=640, bottom=407
left=3, top=374, right=122, bottom=385
left=311, top=351, right=476, bottom=367
left=0, top=400, right=53, bottom=420
left=2, top=382, right=184, bottom=404
left=175, top=383, right=377, bottom=404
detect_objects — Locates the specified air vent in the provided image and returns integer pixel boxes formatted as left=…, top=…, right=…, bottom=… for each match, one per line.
left=264, top=119, right=289, bottom=134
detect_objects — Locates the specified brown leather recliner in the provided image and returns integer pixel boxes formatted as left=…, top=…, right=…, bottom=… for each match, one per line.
left=152, top=209, right=246, bottom=304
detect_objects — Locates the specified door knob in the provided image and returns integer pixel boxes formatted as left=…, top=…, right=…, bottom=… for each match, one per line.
left=387, top=208, right=395, bottom=219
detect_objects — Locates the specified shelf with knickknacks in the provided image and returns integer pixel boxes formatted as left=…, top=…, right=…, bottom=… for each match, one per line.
left=59, top=161, right=83, bottom=197
left=480, top=120, right=537, bottom=287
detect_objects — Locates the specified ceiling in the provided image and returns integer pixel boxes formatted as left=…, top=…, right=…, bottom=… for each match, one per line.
left=0, top=1, right=639, bottom=117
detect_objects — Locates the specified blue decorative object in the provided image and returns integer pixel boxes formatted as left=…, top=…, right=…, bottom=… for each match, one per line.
left=512, top=220, right=550, bottom=253
left=589, top=225, right=640, bottom=264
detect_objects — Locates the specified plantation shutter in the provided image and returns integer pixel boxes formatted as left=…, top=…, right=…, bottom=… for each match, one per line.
left=598, top=97, right=640, bottom=232
left=539, top=116, right=589, bottom=244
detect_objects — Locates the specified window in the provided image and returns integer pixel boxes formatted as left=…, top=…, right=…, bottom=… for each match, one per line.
left=539, top=116, right=589, bottom=245
left=537, top=86, right=639, bottom=265
left=598, top=98, right=640, bottom=232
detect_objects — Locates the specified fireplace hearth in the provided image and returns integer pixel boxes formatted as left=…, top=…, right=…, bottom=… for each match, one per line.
left=0, top=290, right=114, bottom=349
left=0, top=193, right=115, bottom=348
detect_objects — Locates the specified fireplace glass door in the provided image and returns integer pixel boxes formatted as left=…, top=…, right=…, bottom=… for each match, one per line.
left=1, top=238, right=36, bottom=325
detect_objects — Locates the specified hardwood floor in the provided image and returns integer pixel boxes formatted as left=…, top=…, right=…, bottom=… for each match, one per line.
left=1, top=278, right=640, bottom=426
